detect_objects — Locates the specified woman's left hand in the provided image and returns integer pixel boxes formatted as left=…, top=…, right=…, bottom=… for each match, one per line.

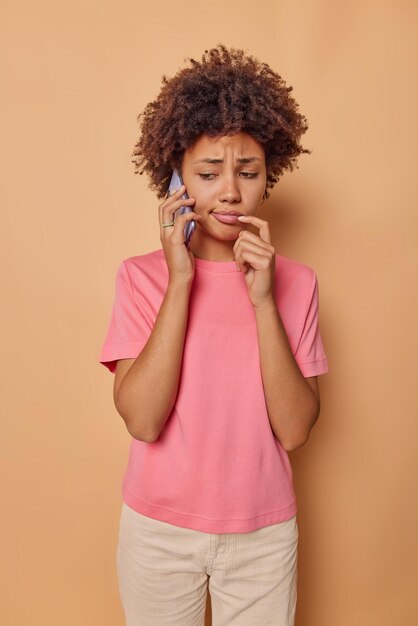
left=233, top=215, right=276, bottom=308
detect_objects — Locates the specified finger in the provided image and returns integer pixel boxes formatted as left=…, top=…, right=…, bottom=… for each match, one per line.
left=165, top=211, right=201, bottom=244
left=168, top=185, right=184, bottom=199
left=160, top=195, right=195, bottom=227
left=234, top=237, right=271, bottom=259
left=238, top=248, right=273, bottom=272
left=234, top=239, right=272, bottom=271
left=161, top=199, right=196, bottom=229
left=237, top=215, right=272, bottom=245
left=161, top=188, right=191, bottom=214
left=159, top=185, right=186, bottom=223
left=238, top=231, right=275, bottom=253
left=159, top=185, right=185, bottom=211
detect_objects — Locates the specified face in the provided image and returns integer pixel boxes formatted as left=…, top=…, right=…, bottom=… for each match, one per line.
left=180, top=131, right=267, bottom=261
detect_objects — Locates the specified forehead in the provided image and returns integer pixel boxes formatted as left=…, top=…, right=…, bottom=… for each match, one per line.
left=185, top=131, right=265, bottom=160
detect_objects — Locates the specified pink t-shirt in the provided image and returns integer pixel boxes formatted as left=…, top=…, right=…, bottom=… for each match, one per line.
left=99, top=248, right=328, bottom=533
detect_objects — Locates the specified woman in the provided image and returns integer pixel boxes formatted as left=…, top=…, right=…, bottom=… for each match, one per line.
left=99, top=44, right=329, bottom=626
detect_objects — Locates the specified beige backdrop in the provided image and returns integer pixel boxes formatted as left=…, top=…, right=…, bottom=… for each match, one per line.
left=1, top=1, right=417, bottom=624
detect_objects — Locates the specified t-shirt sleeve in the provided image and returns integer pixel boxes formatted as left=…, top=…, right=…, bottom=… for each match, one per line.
left=98, top=260, right=152, bottom=374
left=294, top=271, right=329, bottom=377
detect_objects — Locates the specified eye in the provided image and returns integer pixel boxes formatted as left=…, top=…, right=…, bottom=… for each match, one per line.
left=198, top=172, right=259, bottom=180
left=240, top=172, right=258, bottom=178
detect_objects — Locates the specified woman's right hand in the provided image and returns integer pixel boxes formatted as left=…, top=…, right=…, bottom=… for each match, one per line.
left=159, top=184, right=201, bottom=284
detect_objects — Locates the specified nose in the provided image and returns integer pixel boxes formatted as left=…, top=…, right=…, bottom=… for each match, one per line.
left=218, top=173, right=241, bottom=204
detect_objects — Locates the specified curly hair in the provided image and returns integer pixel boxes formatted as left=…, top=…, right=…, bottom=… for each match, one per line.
left=131, top=43, right=311, bottom=201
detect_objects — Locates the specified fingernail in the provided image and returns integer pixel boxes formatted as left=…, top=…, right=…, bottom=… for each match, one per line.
left=237, top=215, right=246, bottom=220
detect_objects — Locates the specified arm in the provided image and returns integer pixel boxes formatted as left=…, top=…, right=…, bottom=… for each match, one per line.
left=254, top=298, right=320, bottom=451
left=114, top=279, right=192, bottom=443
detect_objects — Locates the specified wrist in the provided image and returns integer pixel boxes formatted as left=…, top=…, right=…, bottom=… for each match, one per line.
left=167, top=277, right=193, bottom=293
left=253, top=295, right=277, bottom=311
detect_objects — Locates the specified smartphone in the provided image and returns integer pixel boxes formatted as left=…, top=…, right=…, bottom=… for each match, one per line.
left=167, top=169, right=196, bottom=249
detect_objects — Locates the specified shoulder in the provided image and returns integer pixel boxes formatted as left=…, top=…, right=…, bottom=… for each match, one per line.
left=120, top=248, right=167, bottom=282
left=117, top=249, right=168, bottom=308
left=274, top=252, right=316, bottom=291
left=123, top=247, right=165, bottom=272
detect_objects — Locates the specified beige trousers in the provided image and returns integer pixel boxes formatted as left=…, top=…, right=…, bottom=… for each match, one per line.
left=117, top=502, right=298, bottom=626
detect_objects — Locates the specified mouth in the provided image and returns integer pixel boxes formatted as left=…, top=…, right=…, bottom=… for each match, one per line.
left=212, top=211, right=242, bottom=225
left=211, top=211, right=243, bottom=225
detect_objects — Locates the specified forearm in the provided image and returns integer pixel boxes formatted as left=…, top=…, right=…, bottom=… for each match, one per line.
left=116, top=279, right=192, bottom=442
left=254, top=298, right=319, bottom=450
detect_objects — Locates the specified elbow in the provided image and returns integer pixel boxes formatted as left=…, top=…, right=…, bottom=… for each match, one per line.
left=117, top=406, right=156, bottom=443
left=282, top=407, right=320, bottom=452
left=127, top=422, right=157, bottom=443
left=135, top=432, right=157, bottom=443
left=125, top=412, right=157, bottom=442
left=283, top=433, right=309, bottom=452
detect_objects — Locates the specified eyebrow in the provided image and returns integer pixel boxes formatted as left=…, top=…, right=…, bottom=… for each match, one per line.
left=193, top=156, right=262, bottom=164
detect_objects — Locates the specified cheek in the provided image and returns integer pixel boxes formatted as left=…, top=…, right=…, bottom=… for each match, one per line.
left=191, top=183, right=213, bottom=206
left=250, top=184, right=265, bottom=202
left=258, top=176, right=267, bottom=197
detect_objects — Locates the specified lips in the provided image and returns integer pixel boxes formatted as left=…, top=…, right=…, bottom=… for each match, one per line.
left=212, top=211, right=244, bottom=216
left=211, top=212, right=243, bottom=225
